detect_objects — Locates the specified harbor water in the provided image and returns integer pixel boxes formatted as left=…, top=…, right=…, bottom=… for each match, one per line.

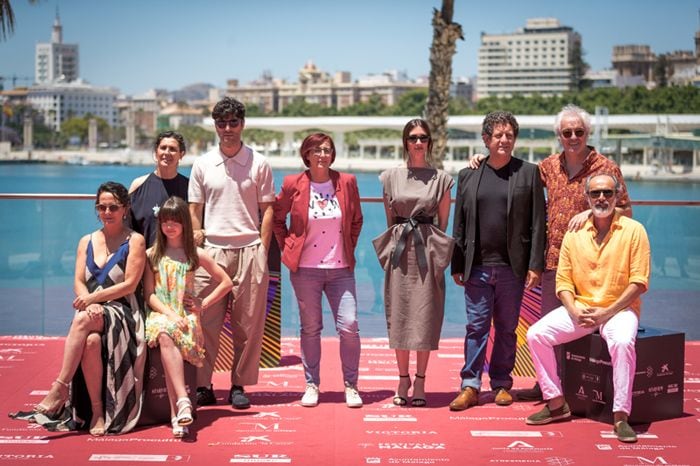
left=1, top=163, right=698, bottom=339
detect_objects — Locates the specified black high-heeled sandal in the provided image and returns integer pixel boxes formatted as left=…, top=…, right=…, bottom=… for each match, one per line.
left=411, top=374, right=426, bottom=407
left=393, top=374, right=411, bottom=406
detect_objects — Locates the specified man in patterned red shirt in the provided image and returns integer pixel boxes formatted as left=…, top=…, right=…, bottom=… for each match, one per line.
left=522, top=104, right=632, bottom=400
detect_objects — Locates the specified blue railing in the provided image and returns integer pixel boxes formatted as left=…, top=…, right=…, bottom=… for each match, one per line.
left=0, top=195, right=699, bottom=339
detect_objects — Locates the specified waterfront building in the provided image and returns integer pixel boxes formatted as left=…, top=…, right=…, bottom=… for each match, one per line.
left=227, top=61, right=427, bottom=113
left=27, top=80, right=118, bottom=131
left=476, top=18, right=581, bottom=99
left=35, top=12, right=79, bottom=85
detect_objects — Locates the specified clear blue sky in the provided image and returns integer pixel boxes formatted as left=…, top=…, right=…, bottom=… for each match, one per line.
left=1, top=0, right=698, bottom=95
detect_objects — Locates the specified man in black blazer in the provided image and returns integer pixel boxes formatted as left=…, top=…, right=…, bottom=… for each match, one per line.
left=449, top=111, right=546, bottom=411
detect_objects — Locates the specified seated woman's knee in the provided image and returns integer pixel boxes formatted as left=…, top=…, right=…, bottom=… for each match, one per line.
left=85, top=332, right=102, bottom=351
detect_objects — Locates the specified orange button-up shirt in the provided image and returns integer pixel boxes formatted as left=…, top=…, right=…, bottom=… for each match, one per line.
left=556, top=213, right=650, bottom=315
left=539, top=148, right=631, bottom=271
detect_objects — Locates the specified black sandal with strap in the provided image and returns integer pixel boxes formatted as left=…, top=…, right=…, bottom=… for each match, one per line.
left=393, top=374, right=411, bottom=406
left=411, top=374, right=426, bottom=407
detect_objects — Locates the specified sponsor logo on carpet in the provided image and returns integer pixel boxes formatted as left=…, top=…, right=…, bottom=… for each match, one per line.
left=237, top=422, right=296, bottom=433
left=600, top=432, right=658, bottom=440
left=0, top=454, right=54, bottom=461
left=229, top=454, right=292, bottom=464
left=0, top=436, right=49, bottom=444
left=378, top=443, right=445, bottom=450
left=596, top=444, right=613, bottom=450
left=88, top=455, right=188, bottom=461
left=471, top=431, right=562, bottom=438
left=0, top=349, right=24, bottom=362
left=209, top=436, right=293, bottom=447
left=491, top=440, right=553, bottom=453
left=617, top=456, right=685, bottom=465
left=618, top=445, right=679, bottom=452
left=544, top=458, right=574, bottom=466
left=364, top=415, right=417, bottom=422
left=365, top=430, right=438, bottom=436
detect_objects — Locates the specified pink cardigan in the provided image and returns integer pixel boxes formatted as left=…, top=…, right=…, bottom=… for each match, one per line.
left=273, top=169, right=363, bottom=272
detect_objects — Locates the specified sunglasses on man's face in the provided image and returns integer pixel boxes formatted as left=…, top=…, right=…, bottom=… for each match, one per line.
left=561, top=128, right=585, bottom=139
left=95, top=204, right=122, bottom=213
left=587, top=189, right=615, bottom=199
left=215, top=119, right=241, bottom=129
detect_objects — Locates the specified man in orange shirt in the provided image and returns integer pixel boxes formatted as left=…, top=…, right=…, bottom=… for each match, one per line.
left=525, top=173, right=650, bottom=443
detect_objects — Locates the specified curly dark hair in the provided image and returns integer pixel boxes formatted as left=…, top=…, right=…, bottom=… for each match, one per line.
left=212, top=97, right=246, bottom=121
left=482, top=111, right=519, bottom=139
left=96, top=181, right=130, bottom=206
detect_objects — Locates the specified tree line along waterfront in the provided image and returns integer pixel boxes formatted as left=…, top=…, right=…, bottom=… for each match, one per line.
left=3, top=85, right=700, bottom=151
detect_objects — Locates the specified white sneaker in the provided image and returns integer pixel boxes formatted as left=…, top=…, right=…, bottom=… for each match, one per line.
left=301, top=383, right=319, bottom=407
left=344, top=382, right=363, bottom=408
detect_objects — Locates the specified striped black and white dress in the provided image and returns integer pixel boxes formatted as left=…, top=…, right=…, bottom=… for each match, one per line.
left=71, top=235, right=146, bottom=434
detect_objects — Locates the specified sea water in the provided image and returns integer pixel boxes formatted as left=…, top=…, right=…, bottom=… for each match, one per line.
left=0, top=163, right=698, bottom=338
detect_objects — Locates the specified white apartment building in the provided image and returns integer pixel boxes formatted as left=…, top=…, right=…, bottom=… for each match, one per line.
left=28, top=80, right=117, bottom=131
left=476, top=18, right=581, bottom=99
left=35, top=13, right=79, bottom=84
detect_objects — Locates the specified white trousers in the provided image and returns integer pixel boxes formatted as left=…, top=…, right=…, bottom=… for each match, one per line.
left=526, top=305, right=638, bottom=415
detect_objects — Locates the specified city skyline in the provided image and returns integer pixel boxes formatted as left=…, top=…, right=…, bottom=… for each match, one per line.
left=0, top=0, right=698, bottom=96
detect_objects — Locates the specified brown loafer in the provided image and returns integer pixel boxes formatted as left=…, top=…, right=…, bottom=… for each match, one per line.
left=494, top=388, right=513, bottom=406
left=449, top=387, right=479, bottom=411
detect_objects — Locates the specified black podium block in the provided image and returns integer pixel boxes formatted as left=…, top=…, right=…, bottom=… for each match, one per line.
left=138, top=346, right=198, bottom=426
left=563, top=327, right=684, bottom=424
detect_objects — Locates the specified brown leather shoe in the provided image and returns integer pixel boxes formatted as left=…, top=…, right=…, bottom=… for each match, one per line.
left=494, top=388, right=513, bottom=406
left=449, top=387, right=479, bottom=411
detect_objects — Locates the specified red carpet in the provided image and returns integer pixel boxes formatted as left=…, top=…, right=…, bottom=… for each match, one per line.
left=1, top=336, right=697, bottom=466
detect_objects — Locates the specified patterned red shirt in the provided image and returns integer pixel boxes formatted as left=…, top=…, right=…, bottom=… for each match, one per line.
left=539, top=147, right=631, bottom=271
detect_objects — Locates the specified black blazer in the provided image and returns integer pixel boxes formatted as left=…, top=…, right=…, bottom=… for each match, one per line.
left=451, top=156, right=546, bottom=280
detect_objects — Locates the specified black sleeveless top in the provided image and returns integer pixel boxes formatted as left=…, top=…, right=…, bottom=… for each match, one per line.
left=128, top=172, right=189, bottom=247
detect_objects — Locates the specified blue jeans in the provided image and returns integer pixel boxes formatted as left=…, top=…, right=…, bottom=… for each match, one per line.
left=290, top=267, right=361, bottom=386
left=460, top=265, right=525, bottom=391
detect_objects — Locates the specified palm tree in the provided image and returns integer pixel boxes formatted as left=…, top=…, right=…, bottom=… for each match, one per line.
left=1, top=0, right=39, bottom=41
left=0, top=0, right=16, bottom=41
left=424, top=0, right=463, bottom=168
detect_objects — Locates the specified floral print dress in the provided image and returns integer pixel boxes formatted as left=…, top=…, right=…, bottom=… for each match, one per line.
left=145, top=256, right=205, bottom=367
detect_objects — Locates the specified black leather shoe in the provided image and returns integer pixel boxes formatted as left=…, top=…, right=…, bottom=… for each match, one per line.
left=230, top=385, right=251, bottom=409
left=196, top=386, right=216, bottom=406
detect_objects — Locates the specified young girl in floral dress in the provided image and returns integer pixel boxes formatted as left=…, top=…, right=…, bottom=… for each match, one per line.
left=143, top=196, right=232, bottom=438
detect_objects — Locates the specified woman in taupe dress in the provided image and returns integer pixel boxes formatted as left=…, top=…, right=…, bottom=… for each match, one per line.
left=373, top=119, right=454, bottom=407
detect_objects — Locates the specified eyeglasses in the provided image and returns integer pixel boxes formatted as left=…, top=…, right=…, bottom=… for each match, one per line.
left=561, top=128, right=585, bottom=139
left=311, top=147, right=332, bottom=156
left=587, top=189, right=615, bottom=199
left=215, top=119, right=241, bottom=129
left=95, top=204, right=122, bottom=213
left=407, top=135, right=430, bottom=144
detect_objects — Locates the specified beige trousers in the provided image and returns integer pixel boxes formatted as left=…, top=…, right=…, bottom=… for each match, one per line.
left=194, top=243, right=269, bottom=387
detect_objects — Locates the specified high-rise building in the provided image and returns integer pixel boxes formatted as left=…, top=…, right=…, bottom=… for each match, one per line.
left=476, top=18, right=581, bottom=100
left=35, top=12, right=79, bottom=84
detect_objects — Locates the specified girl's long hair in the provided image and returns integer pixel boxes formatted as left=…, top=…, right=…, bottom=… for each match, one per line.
left=148, top=196, right=198, bottom=270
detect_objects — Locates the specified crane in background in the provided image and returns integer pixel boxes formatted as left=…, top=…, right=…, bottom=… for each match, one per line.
left=0, top=75, right=33, bottom=90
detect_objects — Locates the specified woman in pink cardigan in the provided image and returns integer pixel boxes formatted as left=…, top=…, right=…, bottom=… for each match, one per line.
left=273, top=133, right=364, bottom=409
